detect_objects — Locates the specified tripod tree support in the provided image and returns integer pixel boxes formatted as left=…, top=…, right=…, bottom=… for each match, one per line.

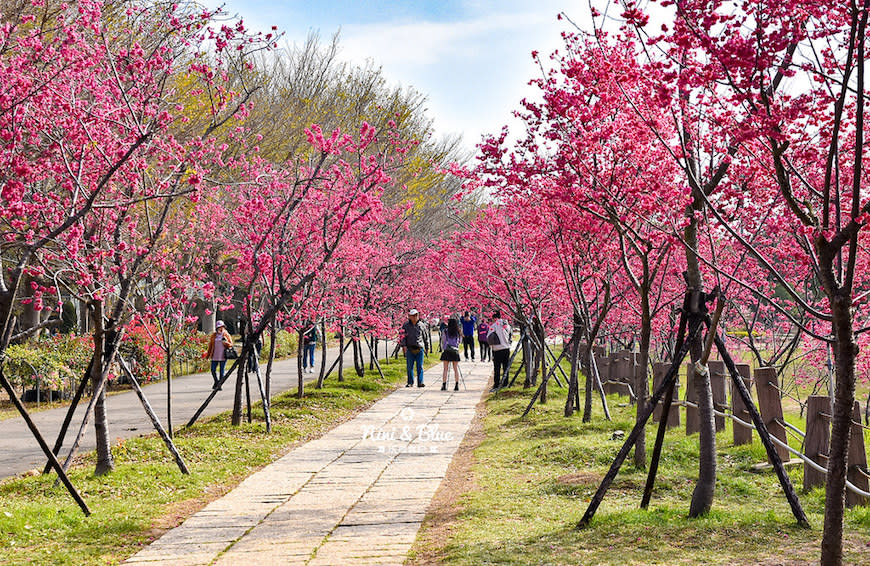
left=43, top=359, right=93, bottom=475
left=0, top=368, right=91, bottom=516
left=185, top=357, right=240, bottom=428
left=580, top=300, right=810, bottom=529
left=578, top=316, right=702, bottom=529
left=641, top=298, right=691, bottom=509
left=712, top=331, right=809, bottom=528
left=117, top=354, right=189, bottom=475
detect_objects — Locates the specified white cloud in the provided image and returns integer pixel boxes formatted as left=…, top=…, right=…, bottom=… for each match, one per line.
left=335, top=7, right=573, bottom=145
left=201, top=0, right=588, bottom=149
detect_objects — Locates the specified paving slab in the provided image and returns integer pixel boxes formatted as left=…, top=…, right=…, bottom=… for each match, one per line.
left=124, top=359, right=490, bottom=566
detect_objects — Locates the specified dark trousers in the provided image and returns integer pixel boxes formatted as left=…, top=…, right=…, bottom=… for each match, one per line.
left=492, top=348, right=510, bottom=387
left=463, top=335, right=475, bottom=359
left=479, top=340, right=490, bottom=361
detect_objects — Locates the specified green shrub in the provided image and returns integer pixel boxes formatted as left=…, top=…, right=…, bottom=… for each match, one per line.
left=262, top=329, right=299, bottom=360
left=3, top=334, right=91, bottom=391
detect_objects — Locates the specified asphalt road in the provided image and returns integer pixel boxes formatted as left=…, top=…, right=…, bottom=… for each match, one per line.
left=0, top=339, right=405, bottom=480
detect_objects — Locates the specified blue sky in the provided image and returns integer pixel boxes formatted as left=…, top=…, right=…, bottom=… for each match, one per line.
left=203, top=1, right=586, bottom=150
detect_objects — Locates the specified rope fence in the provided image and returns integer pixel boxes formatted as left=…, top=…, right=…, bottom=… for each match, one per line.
left=679, top=399, right=870, bottom=499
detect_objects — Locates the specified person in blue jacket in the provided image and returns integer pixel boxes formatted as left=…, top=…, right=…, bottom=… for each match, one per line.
left=460, top=311, right=476, bottom=361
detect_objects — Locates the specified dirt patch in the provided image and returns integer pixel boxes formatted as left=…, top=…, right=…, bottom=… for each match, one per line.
left=556, top=471, right=602, bottom=486
left=406, top=398, right=487, bottom=566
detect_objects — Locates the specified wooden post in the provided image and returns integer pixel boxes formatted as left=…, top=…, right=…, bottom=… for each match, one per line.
left=685, top=363, right=699, bottom=435
left=754, top=367, right=790, bottom=463
left=652, top=362, right=680, bottom=428
left=600, top=353, right=614, bottom=395
left=707, top=360, right=727, bottom=432
left=731, top=363, right=753, bottom=446
left=847, top=401, right=869, bottom=508
left=803, top=395, right=829, bottom=492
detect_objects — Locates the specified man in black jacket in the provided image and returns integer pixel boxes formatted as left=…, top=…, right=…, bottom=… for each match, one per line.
left=401, top=309, right=426, bottom=387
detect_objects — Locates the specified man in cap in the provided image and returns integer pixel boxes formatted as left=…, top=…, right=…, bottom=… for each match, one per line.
left=401, top=309, right=426, bottom=387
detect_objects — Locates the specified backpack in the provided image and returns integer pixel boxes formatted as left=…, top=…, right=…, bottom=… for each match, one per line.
left=486, top=330, right=501, bottom=346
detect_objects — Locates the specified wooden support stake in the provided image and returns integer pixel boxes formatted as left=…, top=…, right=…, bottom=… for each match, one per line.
left=707, top=360, right=727, bottom=432
left=0, top=369, right=90, bottom=516
left=579, top=317, right=702, bottom=528
left=185, top=357, right=239, bottom=428
left=652, top=362, right=680, bottom=428
left=847, top=401, right=869, bottom=508
left=755, top=367, right=790, bottom=463
left=804, top=395, right=830, bottom=492
left=43, top=359, right=93, bottom=475
left=117, top=355, right=189, bottom=475
left=731, top=364, right=752, bottom=446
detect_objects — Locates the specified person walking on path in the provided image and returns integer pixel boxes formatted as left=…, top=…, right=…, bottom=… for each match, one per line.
left=440, top=318, right=462, bottom=391
left=487, top=311, right=511, bottom=390
left=460, top=311, right=476, bottom=361
left=302, top=320, right=318, bottom=373
left=204, top=320, right=233, bottom=389
left=401, top=309, right=426, bottom=387
left=477, top=318, right=490, bottom=362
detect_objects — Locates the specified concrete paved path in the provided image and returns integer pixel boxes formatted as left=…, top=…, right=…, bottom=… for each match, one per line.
left=0, top=340, right=399, bottom=480
left=124, top=360, right=490, bottom=566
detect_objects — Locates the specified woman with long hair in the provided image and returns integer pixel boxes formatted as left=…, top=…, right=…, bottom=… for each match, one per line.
left=440, top=318, right=461, bottom=391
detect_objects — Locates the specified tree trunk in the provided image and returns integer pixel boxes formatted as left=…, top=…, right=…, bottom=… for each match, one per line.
left=353, top=333, right=365, bottom=377
left=231, top=358, right=244, bottom=426
left=565, top=325, right=581, bottom=417
left=91, top=301, right=114, bottom=476
left=820, top=291, right=858, bottom=566
left=264, top=317, right=277, bottom=433
left=582, top=343, right=594, bottom=423
left=633, top=283, right=652, bottom=468
left=523, top=330, right=532, bottom=389
left=165, top=349, right=173, bottom=438
left=685, top=215, right=716, bottom=517
left=535, top=320, right=547, bottom=403
left=338, top=324, right=345, bottom=383
left=317, top=319, right=327, bottom=388
left=297, top=328, right=304, bottom=399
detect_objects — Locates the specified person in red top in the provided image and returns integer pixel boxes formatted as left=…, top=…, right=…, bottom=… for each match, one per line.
left=204, top=320, right=233, bottom=389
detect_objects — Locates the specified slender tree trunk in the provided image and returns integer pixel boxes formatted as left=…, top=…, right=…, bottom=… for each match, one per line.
left=353, top=333, right=365, bottom=377
left=523, top=330, right=532, bottom=389
left=820, top=291, right=858, bottom=566
left=231, top=360, right=244, bottom=426
left=265, top=318, right=277, bottom=430
left=317, top=319, right=327, bottom=388
left=338, top=324, right=345, bottom=383
left=685, top=213, right=716, bottom=517
left=633, top=283, right=651, bottom=468
left=536, top=320, right=547, bottom=403
left=297, top=328, right=304, bottom=399
left=582, top=343, right=594, bottom=422
left=165, top=350, right=173, bottom=438
left=565, top=324, right=581, bottom=417
left=91, top=301, right=114, bottom=476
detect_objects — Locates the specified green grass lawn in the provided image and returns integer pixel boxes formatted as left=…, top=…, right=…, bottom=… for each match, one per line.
left=0, top=353, right=439, bottom=566
left=416, top=371, right=870, bottom=565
